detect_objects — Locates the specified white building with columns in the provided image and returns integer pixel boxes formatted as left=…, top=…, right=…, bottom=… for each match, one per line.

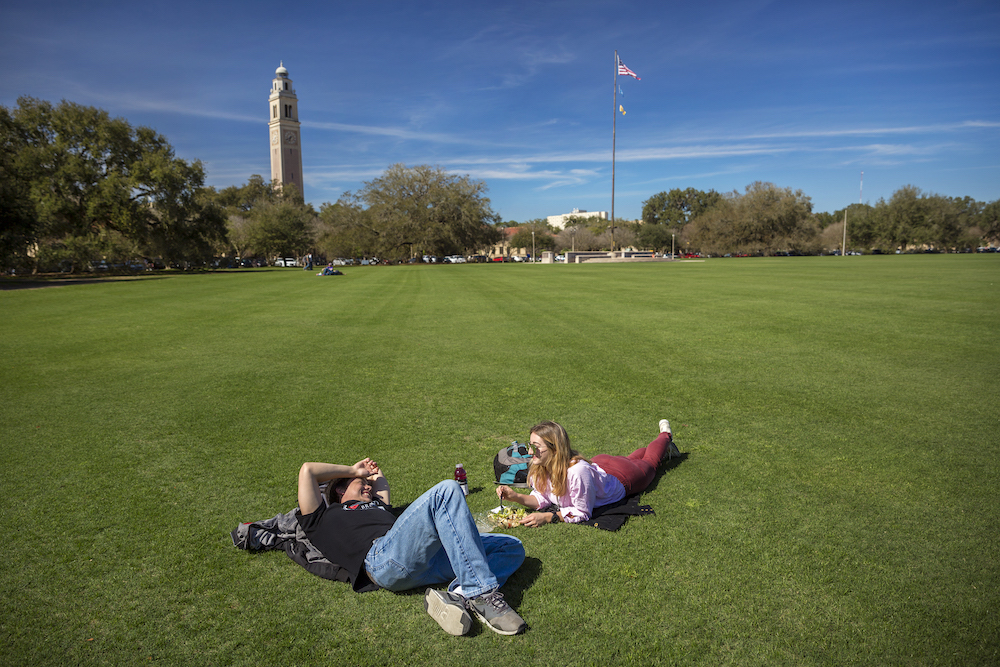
left=546, top=208, right=608, bottom=230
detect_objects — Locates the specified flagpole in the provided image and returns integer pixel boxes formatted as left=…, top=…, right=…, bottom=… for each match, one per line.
left=611, top=50, right=618, bottom=253
left=843, top=171, right=863, bottom=257
left=842, top=209, right=848, bottom=257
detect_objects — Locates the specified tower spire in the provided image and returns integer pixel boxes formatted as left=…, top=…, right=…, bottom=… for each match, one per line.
left=268, top=62, right=303, bottom=196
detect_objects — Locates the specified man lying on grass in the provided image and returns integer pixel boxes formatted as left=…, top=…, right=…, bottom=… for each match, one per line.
left=297, top=458, right=527, bottom=636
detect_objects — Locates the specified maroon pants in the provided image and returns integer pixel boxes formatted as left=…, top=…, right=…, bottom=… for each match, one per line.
left=592, top=432, right=672, bottom=496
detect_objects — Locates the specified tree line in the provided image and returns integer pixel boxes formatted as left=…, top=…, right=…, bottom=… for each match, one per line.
left=3, top=97, right=998, bottom=273
left=631, top=184, right=999, bottom=256
left=1, top=99, right=505, bottom=272
left=442, top=184, right=999, bottom=258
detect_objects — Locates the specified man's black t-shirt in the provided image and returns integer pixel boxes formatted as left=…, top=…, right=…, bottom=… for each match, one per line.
left=296, top=498, right=396, bottom=591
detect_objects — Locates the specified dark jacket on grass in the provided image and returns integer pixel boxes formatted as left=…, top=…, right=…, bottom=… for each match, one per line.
left=584, top=495, right=654, bottom=531
left=231, top=507, right=354, bottom=586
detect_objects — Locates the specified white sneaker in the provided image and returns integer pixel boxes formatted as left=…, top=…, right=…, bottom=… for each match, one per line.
left=659, top=419, right=681, bottom=458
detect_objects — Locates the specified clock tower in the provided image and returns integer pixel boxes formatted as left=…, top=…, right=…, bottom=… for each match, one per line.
left=268, top=62, right=304, bottom=196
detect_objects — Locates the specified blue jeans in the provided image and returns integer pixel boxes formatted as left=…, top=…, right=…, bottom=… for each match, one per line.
left=364, top=480, right=525, bottom=599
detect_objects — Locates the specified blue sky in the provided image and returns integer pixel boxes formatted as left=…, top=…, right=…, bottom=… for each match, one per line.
left=4, top=0, right=998, bottom=222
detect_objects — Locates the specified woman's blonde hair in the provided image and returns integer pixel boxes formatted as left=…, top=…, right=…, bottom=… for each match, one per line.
left=527, top=421, right=589, bottom=497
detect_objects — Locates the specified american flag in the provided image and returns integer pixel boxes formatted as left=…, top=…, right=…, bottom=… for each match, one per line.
left=617, top=57, right=640, bottom=80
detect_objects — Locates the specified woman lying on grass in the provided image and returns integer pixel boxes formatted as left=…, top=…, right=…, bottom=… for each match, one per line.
left=495, top=420, right=679, bottom=527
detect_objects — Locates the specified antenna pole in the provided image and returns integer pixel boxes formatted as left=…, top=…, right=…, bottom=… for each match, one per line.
left=611, top=50, right=618, bottom=252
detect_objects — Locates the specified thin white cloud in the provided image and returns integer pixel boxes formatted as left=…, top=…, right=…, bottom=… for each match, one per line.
left=741, top=121, right=1000, bottom=140
left=79, top=89, right=261, bottom=123
left=79, top=88, right=507, bottom=147
left=635, top=167, right=753, bottom=187
left=302, top=120, right=479, bottom=145
left=428, top=143, right=792, bottom=170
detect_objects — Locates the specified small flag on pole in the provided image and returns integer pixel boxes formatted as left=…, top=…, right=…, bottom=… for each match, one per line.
left=620, top=104, right=626, bottom=115
left=617, top=57, right=640, bottom=80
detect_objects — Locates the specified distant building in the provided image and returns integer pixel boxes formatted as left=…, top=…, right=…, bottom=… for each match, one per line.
left=268, top=62, right=304, bottom=197
left=489, top=226, right=528, bottom=259
left=546, top=209, right=609, bottom=230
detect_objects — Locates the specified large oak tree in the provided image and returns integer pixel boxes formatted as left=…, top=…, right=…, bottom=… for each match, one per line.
left=2, top=97, right=225, bottom=272
left=315, top=164, right=501, bottom=260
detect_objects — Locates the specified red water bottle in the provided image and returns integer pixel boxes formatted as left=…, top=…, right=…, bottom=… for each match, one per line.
left=454, top=464, right=468, bottom=497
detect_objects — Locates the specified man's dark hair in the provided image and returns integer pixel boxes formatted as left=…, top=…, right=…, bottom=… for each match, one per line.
left=325, top=478, right=352, bottom=504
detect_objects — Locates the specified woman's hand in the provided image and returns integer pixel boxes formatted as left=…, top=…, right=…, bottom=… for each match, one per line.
left=497, top=486, right=541, bottom=509
left=519, top=511, right=557, bottom=527
left=497, top=485, right=529, bottom=505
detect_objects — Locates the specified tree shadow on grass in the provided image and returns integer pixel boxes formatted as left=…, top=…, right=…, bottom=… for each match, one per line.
left=0, top=268, right=293, bottom=290
left=0, top=275, right=169, bottom=290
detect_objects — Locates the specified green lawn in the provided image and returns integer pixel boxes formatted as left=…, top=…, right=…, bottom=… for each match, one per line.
left=1, top=255, right=998, bottom=666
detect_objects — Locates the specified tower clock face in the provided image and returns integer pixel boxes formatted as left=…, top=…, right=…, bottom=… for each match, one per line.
left=284, top=131, right=297, bottom=145
left=271, top=130, right=279, bottom=145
